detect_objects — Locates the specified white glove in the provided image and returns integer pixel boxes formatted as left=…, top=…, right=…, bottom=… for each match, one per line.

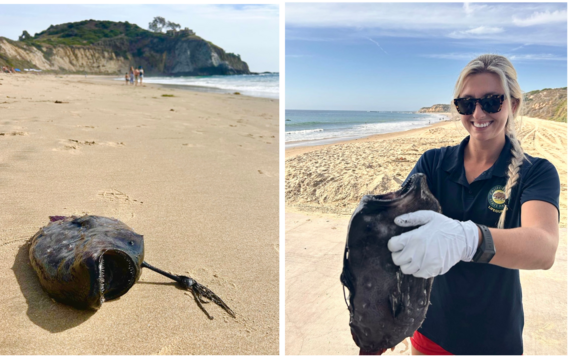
left=387, top=210, right=480, bottom=278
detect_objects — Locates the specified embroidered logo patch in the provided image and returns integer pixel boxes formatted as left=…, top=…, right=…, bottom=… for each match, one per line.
left=487, top=185, right=506, bottom=213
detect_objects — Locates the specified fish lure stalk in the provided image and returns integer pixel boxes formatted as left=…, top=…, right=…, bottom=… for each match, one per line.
left=141, top=262, right=236, bottom=320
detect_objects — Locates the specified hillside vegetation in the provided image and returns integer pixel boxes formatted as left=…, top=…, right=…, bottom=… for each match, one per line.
left=24, top=20, right=185, bottom=47
left=523, top=87, right=567, bottom=123
left=1, top=20, right=249, bottom=76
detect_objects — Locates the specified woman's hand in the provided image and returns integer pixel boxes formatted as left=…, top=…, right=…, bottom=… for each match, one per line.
left=387, top=210, right=480, bottom=278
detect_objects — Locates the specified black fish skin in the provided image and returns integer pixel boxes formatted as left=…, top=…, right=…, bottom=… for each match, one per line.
left=29, top=215, right=144, bottom=310
left=341, top=173, right=441, bottom=353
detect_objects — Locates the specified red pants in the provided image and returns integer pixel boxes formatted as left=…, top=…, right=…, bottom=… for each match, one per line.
left=411, top=331, right=452, bottom=355
left=356, top=331, right=452, bottom=355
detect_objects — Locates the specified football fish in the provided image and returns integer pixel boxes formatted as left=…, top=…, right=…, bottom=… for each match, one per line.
left=340, top=173, right=441, bottom=353
left=28, top=215, right=235, bottom=319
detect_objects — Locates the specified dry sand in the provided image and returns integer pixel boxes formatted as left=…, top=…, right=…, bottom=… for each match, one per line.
left=0, top=73, right=278, bottom=354
left=285, top=117, right=567, bottom=355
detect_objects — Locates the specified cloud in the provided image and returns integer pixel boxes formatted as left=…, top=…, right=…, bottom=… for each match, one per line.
left=365, top=37, right=388, bottom=54
left=421, top=52, right=566, bottom=62
left=512, top=10, right=567, bottom=27
left=465, top=26, right=504, bottom=35
left=449, top=26, right=504, bottom=38
left=286, top=54, right=314, bottom=58
left=421, top=53, right=484, bottom=61
left=286, top=3, right=567, bottom=46
left=507, top=54, right=566, bottom=61
left=463, top=2, right=474, bottom=16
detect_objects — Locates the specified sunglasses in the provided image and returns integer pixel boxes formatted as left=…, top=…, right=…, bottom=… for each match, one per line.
left=453, top=94, right=505, bottom=115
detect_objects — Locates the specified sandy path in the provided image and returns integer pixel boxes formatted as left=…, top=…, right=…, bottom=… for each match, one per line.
left=285, top=211, right=567, bottom=355
left=0, top=74, right=278, bottom=354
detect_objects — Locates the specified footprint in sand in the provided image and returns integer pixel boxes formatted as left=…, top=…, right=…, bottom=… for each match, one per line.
left=98, top=189, right=132, bottom=202
left=182, top=143, right=204, bottom=148
left=57, top=139, right=125, bottom=151
left=97, top=189, right=142, bottom=218
left=60, top=139, right=95, bottom=151
left=258, top=170, right=273, bottom=177
left=0, top=131, right=28, bottom=136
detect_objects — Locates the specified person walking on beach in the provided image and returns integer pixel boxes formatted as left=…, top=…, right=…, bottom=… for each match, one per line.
left=382, top=54, right=560, bottom=355
left=134, top=68, right=140, bottom=86
left=125, top=72, right=129, bottom=85
left=129, top=66, right=135, bottom=85
left=139, top=66, right=144, bottom=85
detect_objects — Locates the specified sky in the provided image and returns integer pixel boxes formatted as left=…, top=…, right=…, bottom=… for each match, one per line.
left=0, top=4, right=279, bottom=72
left=286, top=2, right=567, bottom=111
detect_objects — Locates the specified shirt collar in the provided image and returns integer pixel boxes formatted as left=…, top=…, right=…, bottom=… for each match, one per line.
left=444, top=135, right=513, bottom=179
left=491, top=135, right=513, bottom=178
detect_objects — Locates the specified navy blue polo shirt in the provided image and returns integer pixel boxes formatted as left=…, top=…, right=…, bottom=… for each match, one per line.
left=405, top=135, right=560, bottom=355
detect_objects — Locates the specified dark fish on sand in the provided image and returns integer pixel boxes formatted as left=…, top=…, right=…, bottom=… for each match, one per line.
left=29, top=215, right=235, bottom=319
left=340, top=173, right=441, bottom=353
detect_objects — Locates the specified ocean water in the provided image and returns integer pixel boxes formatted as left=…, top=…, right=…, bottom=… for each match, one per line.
left=285, top=110, right=448, bottom=147
left=116, top=73, right=279, bottom=99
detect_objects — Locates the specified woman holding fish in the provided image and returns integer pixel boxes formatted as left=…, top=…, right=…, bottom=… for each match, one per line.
left=386, top=54, right=560, bottom=355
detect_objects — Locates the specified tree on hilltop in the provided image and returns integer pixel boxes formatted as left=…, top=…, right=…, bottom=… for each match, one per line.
left=19, top=30, right=32, bottom=41
left=148, top=16, right=167, bottom=33
left=166, top=21, right=181, bottom=32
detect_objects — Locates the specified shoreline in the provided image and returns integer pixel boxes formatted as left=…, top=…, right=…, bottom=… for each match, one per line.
left=68, top=73, right=280, bottom=102
left=102, top=74, right=278, bottom=99
left=286, top=117, right=454, bottom=159
left=22, top=73, right=278, bottom=100
left=285, top=112, right=452, bottom=153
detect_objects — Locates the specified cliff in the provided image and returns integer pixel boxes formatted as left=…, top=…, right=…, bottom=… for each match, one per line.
left=0, top=37, right=128, bottom=73
left=523, top=87, right=567, bottom=122
left=418, top=104, right=450, bottom=113
left=0, top=20, right=250, bottom=76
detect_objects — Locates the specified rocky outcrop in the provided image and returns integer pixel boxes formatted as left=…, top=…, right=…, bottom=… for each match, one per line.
left=418, top=104, right=450, bottom=113
left=0, top=37, right=128, bottom=73
left=0, top=26, right=250, bottom=76
left=523, top=87, right=567, bottom=122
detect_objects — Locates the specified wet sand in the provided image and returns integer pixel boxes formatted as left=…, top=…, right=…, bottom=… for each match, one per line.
left=0, top=73, right=278, bottom=354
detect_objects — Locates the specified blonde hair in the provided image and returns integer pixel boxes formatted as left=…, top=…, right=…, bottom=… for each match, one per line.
left=452, top=54, right=526, bottom=229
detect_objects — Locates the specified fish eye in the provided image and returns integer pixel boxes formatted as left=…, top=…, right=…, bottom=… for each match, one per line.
left=129, top=241, right=134, bottom=246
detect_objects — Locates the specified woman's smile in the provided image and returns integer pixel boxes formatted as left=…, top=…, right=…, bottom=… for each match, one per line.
left=472, top=120, right=493, bottom=129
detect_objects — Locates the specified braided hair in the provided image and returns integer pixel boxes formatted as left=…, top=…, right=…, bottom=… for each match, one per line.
left=451, top=54, right=527, bottom=229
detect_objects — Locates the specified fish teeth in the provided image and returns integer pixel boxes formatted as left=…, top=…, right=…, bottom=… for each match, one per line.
left=99, top=256, right=106, bottom=305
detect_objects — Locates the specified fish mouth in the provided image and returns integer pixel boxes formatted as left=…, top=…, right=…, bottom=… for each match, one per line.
left=373, top=173, right=427, bottom=202
left=98, top=250, right=137, bottom=305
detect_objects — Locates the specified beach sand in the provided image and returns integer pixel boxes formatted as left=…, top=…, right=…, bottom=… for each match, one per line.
left=0, top=73, right=278, bottom=354
left=286, top=117, right=567, bottom=355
